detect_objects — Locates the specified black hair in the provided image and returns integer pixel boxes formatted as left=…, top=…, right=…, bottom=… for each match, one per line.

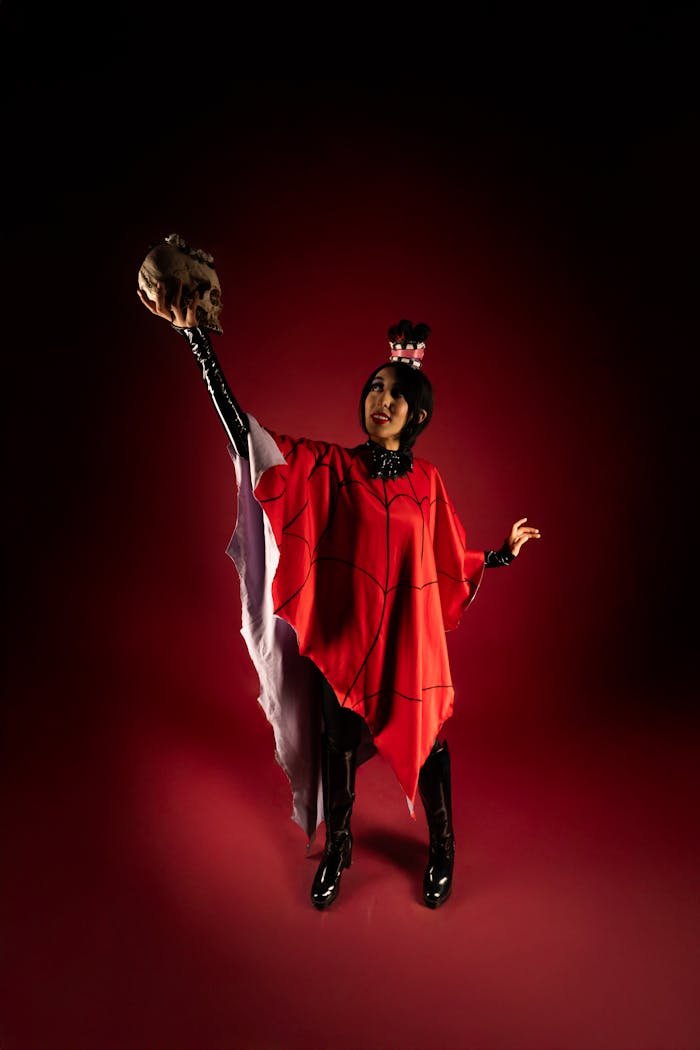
left=358, top=319, right=434, bottom=449
left=358, top=361, right=434, bottom=449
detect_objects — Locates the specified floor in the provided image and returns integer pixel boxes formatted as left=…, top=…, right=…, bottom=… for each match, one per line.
left=3, top=659, right=697, bottom=1050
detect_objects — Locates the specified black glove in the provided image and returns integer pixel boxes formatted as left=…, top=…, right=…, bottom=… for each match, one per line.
left=175, top=326, right=250, bottom=459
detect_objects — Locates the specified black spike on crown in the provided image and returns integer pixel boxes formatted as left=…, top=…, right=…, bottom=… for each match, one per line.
left=387, top=319, right=431, bottom=369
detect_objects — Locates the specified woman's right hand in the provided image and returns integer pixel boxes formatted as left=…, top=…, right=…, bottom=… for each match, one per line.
left=137, top=279, right=199, bottom=328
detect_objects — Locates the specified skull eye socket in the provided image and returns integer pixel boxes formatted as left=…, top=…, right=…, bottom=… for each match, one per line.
left=208, top=287, right=221, bottom=306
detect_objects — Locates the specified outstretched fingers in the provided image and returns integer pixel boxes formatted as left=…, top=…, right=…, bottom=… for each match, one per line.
left=508, top=517, right=542, bottom=557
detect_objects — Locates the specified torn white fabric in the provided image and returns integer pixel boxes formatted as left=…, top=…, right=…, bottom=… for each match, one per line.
left=225, top=416, right=324, bottom=841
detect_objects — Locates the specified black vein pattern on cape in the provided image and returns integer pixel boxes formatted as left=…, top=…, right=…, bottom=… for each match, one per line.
left=255, top=438, right=482, bottom=708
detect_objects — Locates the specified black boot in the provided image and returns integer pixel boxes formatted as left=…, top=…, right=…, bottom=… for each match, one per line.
left=311, top=733, right=357, bottom=910
left=418, top=739, right=455, bottom=909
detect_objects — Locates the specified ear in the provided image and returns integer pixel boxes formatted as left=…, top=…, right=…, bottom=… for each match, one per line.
left=416, top=408, right=427, bottom=424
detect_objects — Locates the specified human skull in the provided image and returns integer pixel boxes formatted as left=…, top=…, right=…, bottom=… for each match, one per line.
left=138, top=232, right=224, bottom=334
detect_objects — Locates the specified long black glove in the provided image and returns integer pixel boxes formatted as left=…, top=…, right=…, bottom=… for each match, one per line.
left=175, top=326, right=250, bottom=459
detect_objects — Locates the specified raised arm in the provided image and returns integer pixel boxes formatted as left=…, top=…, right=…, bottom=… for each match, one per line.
left=175, top=325, right=250, bottom=458
left=138, top=280, right=250, bottom=459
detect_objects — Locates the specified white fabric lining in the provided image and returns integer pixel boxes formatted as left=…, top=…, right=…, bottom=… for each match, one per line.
left=226, top=416, right=324, bottom=841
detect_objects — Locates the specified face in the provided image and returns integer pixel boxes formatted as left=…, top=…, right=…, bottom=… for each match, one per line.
left=364, top=366, right=412, bottom=450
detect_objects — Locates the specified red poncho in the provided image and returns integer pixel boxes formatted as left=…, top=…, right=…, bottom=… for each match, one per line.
left=226, top=417, right=485, bottom=840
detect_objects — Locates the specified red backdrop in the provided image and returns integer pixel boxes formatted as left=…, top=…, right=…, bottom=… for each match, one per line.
left=2, top=66, right=697, bottom=1050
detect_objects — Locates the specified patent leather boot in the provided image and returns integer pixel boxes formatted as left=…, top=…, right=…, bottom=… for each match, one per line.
left=311, top=734, right=357, bottom=910
left=418, top=740, right=455, bottom=909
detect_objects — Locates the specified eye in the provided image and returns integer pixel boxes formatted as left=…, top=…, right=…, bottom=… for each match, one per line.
left=391, top=386, right=404, bottom=400
left=370, top=381, right=383, bottom=391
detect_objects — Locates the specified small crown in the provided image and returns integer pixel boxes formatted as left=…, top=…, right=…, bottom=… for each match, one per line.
left=387, top=320, right=430, bottom=370
left=388, top=341, right=426, bottom=369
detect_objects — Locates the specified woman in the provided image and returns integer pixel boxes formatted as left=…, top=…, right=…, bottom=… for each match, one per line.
left=139, top=282, right=541, bottom=910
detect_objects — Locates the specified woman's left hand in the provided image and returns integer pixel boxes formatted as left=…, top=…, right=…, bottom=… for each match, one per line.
left=507, top=517, right=541, bottom=557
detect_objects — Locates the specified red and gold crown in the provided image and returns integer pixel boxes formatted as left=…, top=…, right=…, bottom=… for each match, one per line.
left=387, top=319, right=431, bottom=369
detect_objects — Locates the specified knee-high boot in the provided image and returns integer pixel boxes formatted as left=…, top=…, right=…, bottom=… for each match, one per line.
left=418, top=739, right=455, bottom=909
left=311, top=733, right=357, bottom=909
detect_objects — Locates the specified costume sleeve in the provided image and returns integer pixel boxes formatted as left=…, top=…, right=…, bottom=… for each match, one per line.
left=431, top=468, right=485, bottom=631
left=249, top=428, right=331, bottom=524
left=247, top=427, right=337, bottom=619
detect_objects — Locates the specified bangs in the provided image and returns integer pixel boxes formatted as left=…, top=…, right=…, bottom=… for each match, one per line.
left=358, top=362, right=434, bottom=449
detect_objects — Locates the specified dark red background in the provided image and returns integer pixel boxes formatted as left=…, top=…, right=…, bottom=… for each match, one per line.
left=2, top=23, right=697, bottom=1050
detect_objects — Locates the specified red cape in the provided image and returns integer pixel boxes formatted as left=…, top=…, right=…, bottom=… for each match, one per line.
left=252, top=427, right=485, bottom=809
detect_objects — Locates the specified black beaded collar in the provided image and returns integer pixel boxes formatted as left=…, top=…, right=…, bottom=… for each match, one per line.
left=364, top=439, right=414, bottom=480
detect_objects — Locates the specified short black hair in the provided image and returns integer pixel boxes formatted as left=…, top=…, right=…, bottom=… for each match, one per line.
left=358, top=362, right=434, bottom=450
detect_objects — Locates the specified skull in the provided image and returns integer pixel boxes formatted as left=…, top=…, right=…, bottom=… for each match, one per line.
left=138, top=232, right=224, bottom=334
